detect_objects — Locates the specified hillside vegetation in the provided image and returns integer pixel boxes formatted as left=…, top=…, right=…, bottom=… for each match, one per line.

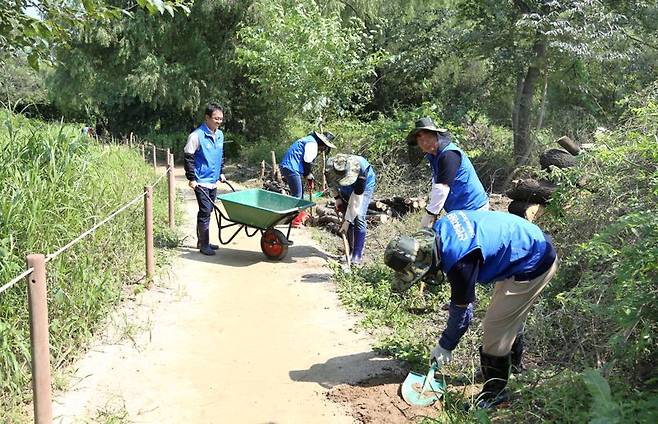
left=0, top=111, right=173, bottom=419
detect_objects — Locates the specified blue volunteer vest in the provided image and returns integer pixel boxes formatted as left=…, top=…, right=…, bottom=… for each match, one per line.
left=435, top=210, right=550, bottom=283
left=338, top=156, right=377, bottom=197
left=193, top=124, right=224, bottom=184
left=426, top=142, right=487, bottom=211
left=280, top=134, right=317, bottom=175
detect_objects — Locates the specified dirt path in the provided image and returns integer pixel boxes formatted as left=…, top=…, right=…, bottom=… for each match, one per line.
left=51, top=168, right=402, bottom=423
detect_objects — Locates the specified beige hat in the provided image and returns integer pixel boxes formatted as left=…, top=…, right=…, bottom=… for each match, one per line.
left=312, top=131, right=337, bottom=149
left=326, top=154, right=361, bottom=186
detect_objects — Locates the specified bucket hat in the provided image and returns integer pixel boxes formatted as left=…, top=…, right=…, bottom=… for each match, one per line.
left=326, top=154, right=361, bottom=187
left=313, top=131, right=337, bottom=149
left=384, top=229, right=438, bottom=293
left=406, top=117, right=448, bottom=145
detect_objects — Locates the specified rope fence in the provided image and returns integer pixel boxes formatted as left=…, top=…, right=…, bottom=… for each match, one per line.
left=0, top=140, right=177, bottom=424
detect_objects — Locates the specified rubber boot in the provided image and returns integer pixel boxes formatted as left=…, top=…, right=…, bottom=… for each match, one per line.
left=291, top=211, right=306, bottom=228
left=197, top=227, right=216, bottom=256
left=351, top=229, right=366, bottom=264
left=474, top=333, right=524, bottom=382
left=474, top=347, right=511, bottom=409
left=511, top=333, right=524, bottom=374
left=196, top=226, right=219, bottom=250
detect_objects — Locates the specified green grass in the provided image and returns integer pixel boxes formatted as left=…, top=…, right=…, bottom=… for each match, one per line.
left=0, top=110, right=179, bottom=420
left=322, top=87, right=658, bottom=422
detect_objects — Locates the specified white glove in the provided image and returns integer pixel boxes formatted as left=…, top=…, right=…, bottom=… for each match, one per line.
left=430, top=343, right=452, bottom=368
left=339, top=220, right=350, bottom=235
left=220, top=173, right=226, bottom=182
left=421, top=213, right=436, bottom=228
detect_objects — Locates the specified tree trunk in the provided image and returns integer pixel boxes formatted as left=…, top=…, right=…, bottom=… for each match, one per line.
left=513, top=36, right=546, bottom=166
left=536, top=64, right=549, bottom=131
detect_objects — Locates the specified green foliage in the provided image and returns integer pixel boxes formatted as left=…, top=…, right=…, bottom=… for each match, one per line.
left=583, top=368, right=622, bottom=423
left=0, top=110, right=173, bottom=416
left=235, top=0, right=387, bottom=122
left=0, top=0, right=191, bottom=67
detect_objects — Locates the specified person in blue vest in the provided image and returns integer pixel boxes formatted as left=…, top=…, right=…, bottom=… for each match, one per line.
left=384, top=210, right=558, bottom=409
left=325, top=154, right=377, bottom=264
left=407, top=118, right=489, bottom=228
left=280, top=131, right=336, bottom=228
left=183, top=102, right=226, bottom=256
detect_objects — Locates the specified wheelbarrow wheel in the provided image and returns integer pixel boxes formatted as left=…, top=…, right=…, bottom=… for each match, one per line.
left=260, top=229, right=289, bottom=260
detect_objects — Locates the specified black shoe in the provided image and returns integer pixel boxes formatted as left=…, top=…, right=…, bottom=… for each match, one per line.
left=197, top=241, right=219, bottom=250
left=199, top=245, right=216, bottom=256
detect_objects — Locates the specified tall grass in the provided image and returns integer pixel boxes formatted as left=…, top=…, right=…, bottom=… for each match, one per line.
left=0, top=110, right=173, bottom=419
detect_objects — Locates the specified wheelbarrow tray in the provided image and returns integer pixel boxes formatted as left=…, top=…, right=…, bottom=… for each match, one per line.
left=217, top=188, right=315, bottom=230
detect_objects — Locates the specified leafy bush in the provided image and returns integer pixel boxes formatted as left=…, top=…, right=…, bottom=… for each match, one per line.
left=0, top=110, right=173, bottom=417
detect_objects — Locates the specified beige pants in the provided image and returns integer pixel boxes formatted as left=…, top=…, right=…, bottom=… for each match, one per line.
left=482, top=257, right=559, bottom=356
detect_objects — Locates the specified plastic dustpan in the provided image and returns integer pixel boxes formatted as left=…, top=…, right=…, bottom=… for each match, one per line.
left=401, top=362, right=445, bottom=406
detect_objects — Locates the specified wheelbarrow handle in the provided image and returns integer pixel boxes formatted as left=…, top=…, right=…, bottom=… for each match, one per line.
left=223, top=180, right=236, bottom=192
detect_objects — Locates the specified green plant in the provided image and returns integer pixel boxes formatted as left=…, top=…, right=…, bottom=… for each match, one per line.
left=0, top=110, right=174, bottom=417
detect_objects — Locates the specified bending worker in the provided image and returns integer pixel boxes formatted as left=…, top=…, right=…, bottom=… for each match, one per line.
left=407, top=117, right=489, bottom=227
left=183, top=102, right=226, bottom=256
left=280, top=130, right=336, bottom=228
left=326, top=154, right=376, bottom=264
left=384, top=210, right=558, bottom=408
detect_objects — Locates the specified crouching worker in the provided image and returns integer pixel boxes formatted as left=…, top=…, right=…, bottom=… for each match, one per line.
left=384, top=210, right=558, bottom=408
left=184, top=102, right=226, bottom=256
left=280, top=130, right=336, bottom=228
left=326, top=154, right=376, bottom=264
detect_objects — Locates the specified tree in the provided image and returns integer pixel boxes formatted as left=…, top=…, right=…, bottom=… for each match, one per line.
left=234, top=0, right=387, bottom=124
left=458, top=0, right=636, bottom=165
left=0, top=0, right=191, bottom=68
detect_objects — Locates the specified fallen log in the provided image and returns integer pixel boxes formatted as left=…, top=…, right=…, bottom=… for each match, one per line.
left=366, top=214, right=390, bottom=225
left=540, top=149, right=577, bottom=170
left=508, top=201, right=546, bottom=222
left=556, top=136, right=581, bottom=156
left=318, top=215, right=342, bottom=226
left=506, top=179, right=557, bottom=204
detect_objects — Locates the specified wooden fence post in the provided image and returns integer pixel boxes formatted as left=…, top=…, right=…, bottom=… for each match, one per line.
left=167, top=153, right=175, bottom=230
left=271, top=151, right=281, bottom=182
left=144, top=186, right=154, bottom=283
left=140, top=144, right=145, bottom=161
left=151, top=144, right=157, bottom=168
left=26, top=254, right=53, bottom=424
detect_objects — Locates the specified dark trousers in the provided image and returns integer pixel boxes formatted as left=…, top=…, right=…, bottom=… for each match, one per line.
left=194, top=186, right=217, bottom=234
left=280, top=167, right=304, bottom=198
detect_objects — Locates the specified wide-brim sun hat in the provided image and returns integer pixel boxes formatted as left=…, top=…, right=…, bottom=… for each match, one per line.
left=313, top=131, right=337, bottom=149
left=406, top=117, right=448, bottom=145
left=326, top=154, right=361, bottom=186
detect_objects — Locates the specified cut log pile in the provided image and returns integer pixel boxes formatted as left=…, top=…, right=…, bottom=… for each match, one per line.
left=307, top=196, right=428, bottom=232
left=507, top=135, right=582, bottom=221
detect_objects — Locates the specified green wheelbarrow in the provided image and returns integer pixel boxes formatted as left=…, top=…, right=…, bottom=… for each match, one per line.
left=201, top=185, right=315, bottom=260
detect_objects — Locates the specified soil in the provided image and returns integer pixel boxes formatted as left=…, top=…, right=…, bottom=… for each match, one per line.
left=50, top=167, right=412, bottom=423
left=327, top=373, right=442, bottom=423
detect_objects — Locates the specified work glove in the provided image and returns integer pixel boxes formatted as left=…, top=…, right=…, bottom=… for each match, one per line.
left=430, top=343, right=452, bottom=369
left=306, top=173, right=315, bottom=191
left=220, top=173, right=226, bottom=183
left=421, top=212, right=437, bottom=228
left=188, top=180, right=198, bottom=189
left=339, top=220, right=350, bottom=235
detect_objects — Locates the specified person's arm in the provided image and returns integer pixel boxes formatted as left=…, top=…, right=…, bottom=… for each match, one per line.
left=437, top=249, right=481, bottom=351
left=422, top=151, right=461, bottom=227
left=183, top=132, right=199, bottom=183
left=302, top=141, right=318, bottom=178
